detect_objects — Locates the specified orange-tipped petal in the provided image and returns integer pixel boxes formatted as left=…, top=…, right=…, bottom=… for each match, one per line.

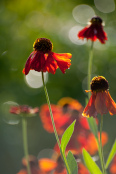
left=38, top=158, right=57, bottom=172
left=82, top=92, right=97, bottom=117
left=105, top=91, right=116, bottom=115
left=52, top=53, right=72, bottom=73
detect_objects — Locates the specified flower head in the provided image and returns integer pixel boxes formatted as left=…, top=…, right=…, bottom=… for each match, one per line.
left=10, top=105, right=39, bottom=116
left=23, top=38, right=72, bottom=75
left=82, top=76, right=116, bottom=117
left=78, top=16, right=107, bottom=44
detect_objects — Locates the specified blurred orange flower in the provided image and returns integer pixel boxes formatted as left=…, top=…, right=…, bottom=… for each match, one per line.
left=23, top=38, right=72, bottom=75
left=109, top=155, right=116, bottom=174
left=78, top=16, right=107, bottom=44
left=38, top=150, right=90, bottom=174
left=82, top=76, right=116, bottom=117
left=78, top=132, right=108, bottom=155
left=40, top=97, right=90, bottom=135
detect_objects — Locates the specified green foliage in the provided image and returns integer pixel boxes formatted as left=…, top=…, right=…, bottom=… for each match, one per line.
left=87, top=117, right=98, bottom=139
left=61, top=120, right=76, bottom=154
left=67, top=151, right=78, bottom=174
left=105, top=139, right=116, bottom=169
left=82, top=148, right=102, bottom=174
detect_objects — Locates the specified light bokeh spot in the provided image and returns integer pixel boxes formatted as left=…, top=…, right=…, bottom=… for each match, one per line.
left=72, top=4, right=95, bottom=24
left=69, top=25, right=87, bottom=45
left=25, top=70, right=48, bottom=88
left=37, top=149, right=57, bottom=159
left=2, top=101, right=20, bottom=125
left=94, top=0, right=115, bottom=13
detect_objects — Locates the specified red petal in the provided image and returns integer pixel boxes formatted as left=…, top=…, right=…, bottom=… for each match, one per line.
left=104, top=91, right=116, bottom=115
left=52, top=53, right=72, bottom=73
left=43, top=53, right=58, bottom=74
left=82, top=92, right=97, bottom=117
left=95, top=92, right=108, bottom=115
left=31, top=51, right=46, bottom=72
left=24, top=52, right=34, bottom=75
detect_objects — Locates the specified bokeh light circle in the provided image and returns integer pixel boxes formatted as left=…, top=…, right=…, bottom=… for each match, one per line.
left=2, top=101, right=20, bottom=125
left=37, top=149, right=57, bottom=160
left=94, top=0, right=115, bottom=13
left=69, top=25, right=87, bottom=45
left=72, top=4, right=95, bottom=24
left=25, top=70, right=48, bottom=88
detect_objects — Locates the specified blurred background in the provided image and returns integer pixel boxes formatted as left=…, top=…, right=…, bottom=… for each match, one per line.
left=0, top=0, right=116, bottom=173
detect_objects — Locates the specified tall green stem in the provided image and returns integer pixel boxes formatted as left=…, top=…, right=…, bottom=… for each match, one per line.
left=22, top=117, right=31, bottom=174
left=41, top=72, right=70, bottom=174
left=88, top=41, right=94, bottom=98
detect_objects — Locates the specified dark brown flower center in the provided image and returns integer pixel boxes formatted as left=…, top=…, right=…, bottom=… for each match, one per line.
left=33, top=38, right=53, bottom=53
left=90, top=16, right=103, bottom=25
left=91, top=76, right=109, bottom=92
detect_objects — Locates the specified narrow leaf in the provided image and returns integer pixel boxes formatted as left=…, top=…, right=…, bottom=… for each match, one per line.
left=105, top=139, right=116, bottom=169
left=61, top=120, right=76, bottom=153
left=83, top=148, right=102, bottom=174
left=67, top=151, right=78, bottom=174
left=87, top=117, right=98, bottom=139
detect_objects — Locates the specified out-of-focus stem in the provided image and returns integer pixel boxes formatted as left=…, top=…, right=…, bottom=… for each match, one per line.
left=22, top=117, right=31, bottom=174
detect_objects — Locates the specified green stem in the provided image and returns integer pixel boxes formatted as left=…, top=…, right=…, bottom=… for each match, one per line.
left=99, top=115, right=106, bottom=174
left=22, top=117, right=31, bottom=174
left=41, top=72, right=71, bottom=174
left=88, top=41, right=94, bottom=98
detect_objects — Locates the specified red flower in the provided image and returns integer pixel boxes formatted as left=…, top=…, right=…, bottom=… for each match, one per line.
left=10, top=105, right=39, bottom=116
left=82, top=76, right=116, bottom=117
left=23, top=38, right=72, bottom=75
left=78, top=16, right=107, bottom=44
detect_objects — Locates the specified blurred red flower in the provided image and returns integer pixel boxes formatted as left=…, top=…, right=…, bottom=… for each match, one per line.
left=77, top=132, right=108, bottom=155
left=10, top=105, right=39, bottom=116
left=82, top=76, right=116, bottom=117
left=109, top=155, right=116, bottom=174
left=17, top=155, right=45, bottom=174
left=38, top=150, right=90, bottom=174
left=78, top=16, right=107, bottom=44
left=23, top=38, right=72, bottom=75
left=39, top=97, right=90, bottom=135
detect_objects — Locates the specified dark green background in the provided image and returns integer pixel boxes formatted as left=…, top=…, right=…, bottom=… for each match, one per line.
left=0, top=0, right=116, bottom=173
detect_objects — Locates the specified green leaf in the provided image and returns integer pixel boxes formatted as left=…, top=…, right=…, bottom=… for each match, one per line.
left=67, top=151, right=78, bottom=174
left=83, top=148, right=102, bottom=174
left=61, top=120, right=76, bottom=153
left=87, top=117, right=98, bottom=139
left=105, top=139, right=116, bottom=169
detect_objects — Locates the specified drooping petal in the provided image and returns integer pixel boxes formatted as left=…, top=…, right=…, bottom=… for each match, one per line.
left=24, top=52, right=34, bottom=75
left=52, top=53, right=72, bottom=73
left=30, top=51, right=46, bottom=72
left=82, top=92, right=97, bottom=117
left=43, top=52, right=58, bottom=74
left=96, top=26, right=107, bottom=44
left=78, top=23, right=107, bottom=44
left=104, top=91, right=116, bottom=115
left=95, top=92, right=108, bottom=115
